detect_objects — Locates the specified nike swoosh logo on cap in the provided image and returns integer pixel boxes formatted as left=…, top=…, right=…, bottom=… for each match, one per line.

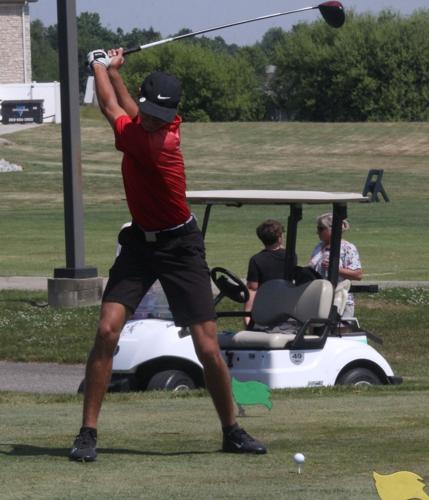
left=157, top=94, right=171, bottom=100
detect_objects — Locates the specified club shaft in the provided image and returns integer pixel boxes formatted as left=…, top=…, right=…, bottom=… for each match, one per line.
left=123, top=5, right=316, bottom=55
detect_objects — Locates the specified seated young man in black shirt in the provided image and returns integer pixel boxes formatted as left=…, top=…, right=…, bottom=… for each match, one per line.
left=244, top=219, right=286, bottom=325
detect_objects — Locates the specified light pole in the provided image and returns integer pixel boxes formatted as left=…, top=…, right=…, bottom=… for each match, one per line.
left=48, top=0, right=102, bottom=307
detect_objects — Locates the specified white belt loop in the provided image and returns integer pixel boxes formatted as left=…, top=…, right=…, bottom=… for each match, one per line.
left=143, top=231, right=157, bottom=242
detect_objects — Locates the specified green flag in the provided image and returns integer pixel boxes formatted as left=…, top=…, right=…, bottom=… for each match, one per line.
left=232, top=377, right=273, bottom=410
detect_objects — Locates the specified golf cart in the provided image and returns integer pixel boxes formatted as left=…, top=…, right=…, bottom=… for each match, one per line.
left=105, top=189, right=402, bottom=392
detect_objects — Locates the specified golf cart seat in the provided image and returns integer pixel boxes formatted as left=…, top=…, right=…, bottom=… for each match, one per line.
left=218, top=279, right=334, bottom=349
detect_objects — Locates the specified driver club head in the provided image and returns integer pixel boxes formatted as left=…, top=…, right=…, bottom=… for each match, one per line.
left=318, top=1, right=345, bottom=28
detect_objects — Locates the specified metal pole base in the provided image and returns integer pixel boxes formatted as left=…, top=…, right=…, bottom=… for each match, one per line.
left=48, top=276, right=103, bottom=308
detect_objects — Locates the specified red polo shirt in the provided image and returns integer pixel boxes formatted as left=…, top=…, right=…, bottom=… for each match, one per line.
left=114, top=114, right=191, bottom=231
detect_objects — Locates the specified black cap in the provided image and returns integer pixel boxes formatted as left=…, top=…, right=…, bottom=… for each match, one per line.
left=138, top=71, right=182, bottom=123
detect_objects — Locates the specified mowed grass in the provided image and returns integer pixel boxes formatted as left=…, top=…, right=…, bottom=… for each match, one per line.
left=1, top=114, right=429, bottom=498
left=0, top=290, right=97, bottom=363
left=0, top=389, right=428, bottom=499
left=0, top=110, right=428, bottom=278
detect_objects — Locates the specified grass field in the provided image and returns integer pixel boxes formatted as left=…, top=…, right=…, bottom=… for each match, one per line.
left=1, top=115, right=429, bottom=498
left=0, top=388, right=428, bottom=499
left=0, top=110, right=429, bottom=279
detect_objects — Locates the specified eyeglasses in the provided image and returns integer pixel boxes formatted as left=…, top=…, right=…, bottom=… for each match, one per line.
left=317, top=226, right=327, bottom=232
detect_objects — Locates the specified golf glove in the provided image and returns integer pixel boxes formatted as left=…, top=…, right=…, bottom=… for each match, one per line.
left=87, top=49, right=110, bottom=70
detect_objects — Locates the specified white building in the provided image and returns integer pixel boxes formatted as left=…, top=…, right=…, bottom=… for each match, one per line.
left=0, top=0, right=38, bottom=84
left=0, top=0, right=61, bottom=123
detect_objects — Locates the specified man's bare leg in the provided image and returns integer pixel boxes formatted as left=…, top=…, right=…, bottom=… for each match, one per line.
left=70, top=302, right=128, bottom=461
left=190, top=320, right=235, bottom=427
left=83, top=302, right=129, bottom=427
left=190, top=320, right=267, bottom=454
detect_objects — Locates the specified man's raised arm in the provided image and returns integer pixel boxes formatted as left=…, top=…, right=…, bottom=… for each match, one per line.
left=107, top=48, right=139, bottom=119
left=87, top=49, right=126, bottom=128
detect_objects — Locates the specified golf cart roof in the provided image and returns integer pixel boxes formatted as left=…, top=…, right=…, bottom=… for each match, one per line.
left=186, top=190, right=368, bottom=205
left=186, top=189, right=369, bottom=287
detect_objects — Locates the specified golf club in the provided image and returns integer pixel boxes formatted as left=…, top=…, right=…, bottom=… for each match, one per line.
left=123, top=1, right=345, bottom=56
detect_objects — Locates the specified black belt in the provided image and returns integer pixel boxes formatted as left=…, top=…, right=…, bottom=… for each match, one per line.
left=133, top=216, right=197, bottom=242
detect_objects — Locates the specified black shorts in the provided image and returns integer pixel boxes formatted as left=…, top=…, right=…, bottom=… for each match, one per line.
left=102, top=221, right=216, bottom=327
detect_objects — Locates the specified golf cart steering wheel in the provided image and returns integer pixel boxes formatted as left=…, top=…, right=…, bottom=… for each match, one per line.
left=211, top=267, right=249, bottom=305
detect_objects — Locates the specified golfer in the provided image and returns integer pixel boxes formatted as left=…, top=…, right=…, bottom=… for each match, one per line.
left=70, top=48, right=266, bottom=461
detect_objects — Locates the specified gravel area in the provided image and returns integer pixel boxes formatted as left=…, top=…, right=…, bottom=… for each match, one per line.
left=0, top=158, right=22, bottom=172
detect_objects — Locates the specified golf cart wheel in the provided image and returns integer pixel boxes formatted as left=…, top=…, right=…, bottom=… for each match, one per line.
left=147, top=370, right=196, bottom=391
left=337, top=367, right=382, bottom=386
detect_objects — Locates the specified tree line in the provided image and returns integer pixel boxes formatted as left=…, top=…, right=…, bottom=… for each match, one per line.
left=31, top=10, right=429, bottom=122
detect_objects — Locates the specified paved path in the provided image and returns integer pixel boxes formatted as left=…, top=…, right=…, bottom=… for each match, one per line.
left=0, top=276, right=49, bottom=290
left=0, top=276, right=108, bottom=290
left=0, top=361, right=84, bottom=394
left=0, top=276, right=428, bottom=291
left=0, top=123, right=40, bottom=136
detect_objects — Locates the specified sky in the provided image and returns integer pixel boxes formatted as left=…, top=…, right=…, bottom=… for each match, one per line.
left=30, top=0, right=429, bottom=46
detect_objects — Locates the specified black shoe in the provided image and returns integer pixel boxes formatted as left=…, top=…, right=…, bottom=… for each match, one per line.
left=69, top=427, right=97, bottom=462
left=222, top=425, right=267, bottom=454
